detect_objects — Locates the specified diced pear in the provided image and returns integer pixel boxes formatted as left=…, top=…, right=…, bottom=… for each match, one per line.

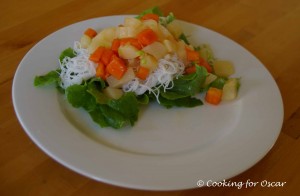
left=142, top=19, right=165, bottom=41
left=116, top=26, right=138, bottom=38
left=88, top=27, right=116, bottom=53
left=142, top=41, right=168, bottom=60
left=214, top=60, right=235, bottom=77
left=100, top=27, right=117, bottom=41
left=142, top=19, right=159, bottom=31
left=127, top=58, right=140, bottom=68
left=166, top=21, right=183, bottom=39
left=203, top=73, right=217, bottom=87
left=88, top=38, right=110, bottom=54
left=103, top=87, right=124, bottom=100
left=124, top=17, right=143, bottom=28
left=140, top=54, right=158, bottom=71
left=158, top=24, right=174, bottom=39
left=163, top=39, right=177, bottom=53
left=200, top=44, right=214, bottom=61
left=176, top=40, right=187, bottom=63
left=118, top=44, right=139, bottom=59
left=222, top=78, right=239, bottom=101
left=80, top=34, right=92, bottom=49
left=106, top=67, right=135, bottom=88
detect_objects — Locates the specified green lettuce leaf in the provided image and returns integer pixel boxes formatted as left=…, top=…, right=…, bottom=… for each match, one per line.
left=34, top=70, right=60, bottom=87
left=159, top=90, right=188, bottom=100
left=155, top=66, right=206, bottom=108
left=136, top=94, right=150, bottom=105
left=107, top=92, right=139, bottom=126
left=86, top=78, right=109, bottom=104
left=88, top=92, right=139, bottom=129
left=88, top=106, right=109, bottom=128
left=209, top=77, right=227, bottom=89
left=65, top=84, right=97, bottom=112
left=59, top=47, right=76, bottom=63
left=136, top=6, right=164, bottom=19
left=159, top=96, right=203, bottom=108
left=168, top=66, right=207, bottom=96
left=66, top=79, right=140, bottom=129
left=98, top=104, right=128, bottom=129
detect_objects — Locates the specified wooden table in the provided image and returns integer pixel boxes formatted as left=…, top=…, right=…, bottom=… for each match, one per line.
left=1, top=0, right=300, bottom=195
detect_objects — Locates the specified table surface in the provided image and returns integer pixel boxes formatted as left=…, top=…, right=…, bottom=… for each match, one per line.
left=1, top=0, right=300, bottom=195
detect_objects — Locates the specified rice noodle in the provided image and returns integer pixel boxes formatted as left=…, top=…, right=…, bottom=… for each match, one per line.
left=59, top=41, right=96, bottom=89
left=122, top=54, right=185, bottom=102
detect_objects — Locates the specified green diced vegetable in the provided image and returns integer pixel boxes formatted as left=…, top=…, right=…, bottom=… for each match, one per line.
left=159, top=12, right=176, bottom=26
left=165, top=12, right=175, bottom=24
left=178, top=33, right=190, bottom=45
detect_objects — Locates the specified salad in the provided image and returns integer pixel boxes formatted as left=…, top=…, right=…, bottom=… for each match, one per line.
left=34, top=7, right=240, bottom=129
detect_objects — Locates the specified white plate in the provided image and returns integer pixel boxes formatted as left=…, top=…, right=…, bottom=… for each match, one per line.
left=12, top=15, right=283, bottom=190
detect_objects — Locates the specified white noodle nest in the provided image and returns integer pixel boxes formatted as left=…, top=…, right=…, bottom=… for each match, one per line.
left=122, top=54, right=185, bottom=101
left=59, top=42, right=96, bottom=89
